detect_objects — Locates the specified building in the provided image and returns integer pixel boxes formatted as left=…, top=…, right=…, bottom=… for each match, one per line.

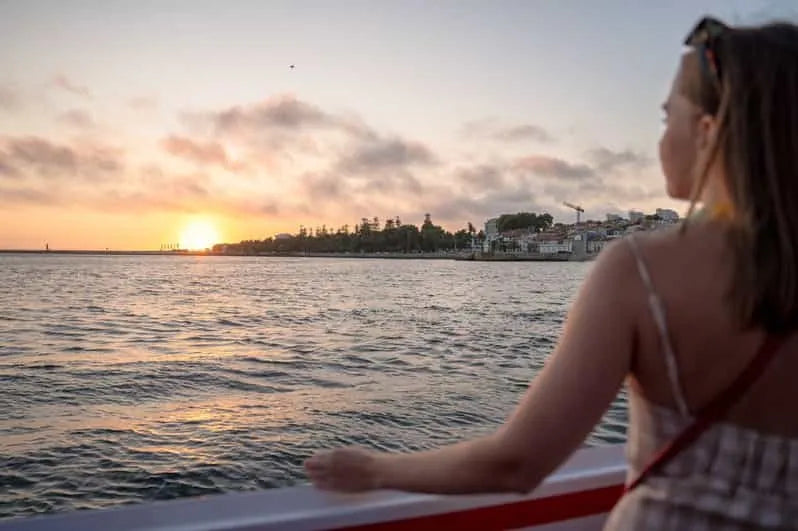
left=539, top=240, right=573, bottom=254
left=482, top=218, right=500, bottom=252
left=606, top=213, right=623, bottom=222
left=484, top=218, right=499, bottom=239
left=656, top=208, right=680, bottom=222
left=629, top=210, right=645, bottom=224
left=587, top=239, right=608, bottom=254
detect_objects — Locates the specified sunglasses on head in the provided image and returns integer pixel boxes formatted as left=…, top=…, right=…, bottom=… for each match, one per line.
left=684, top=16, right=729, bottom=88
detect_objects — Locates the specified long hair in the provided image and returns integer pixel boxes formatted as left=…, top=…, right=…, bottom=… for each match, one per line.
left=682, top=21, right=798, bottom=332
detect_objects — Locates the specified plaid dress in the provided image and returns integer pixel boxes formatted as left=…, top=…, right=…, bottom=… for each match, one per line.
left=603, top=237, right=798, bottom=529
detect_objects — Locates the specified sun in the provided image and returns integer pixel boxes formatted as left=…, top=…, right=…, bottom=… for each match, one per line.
left=179, top=219, right=220, bottom=251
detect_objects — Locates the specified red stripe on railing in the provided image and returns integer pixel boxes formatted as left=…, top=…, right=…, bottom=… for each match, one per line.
left=337, top=484, right=623, bottom=531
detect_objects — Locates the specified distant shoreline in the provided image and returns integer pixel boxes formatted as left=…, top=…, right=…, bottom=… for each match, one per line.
left=0, top=249, right=598, bottom=261
left=0, top=249, right=456, bottom=259
left=0, top=249, right=221, bottom=256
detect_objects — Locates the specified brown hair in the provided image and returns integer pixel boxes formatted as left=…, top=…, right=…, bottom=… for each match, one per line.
left=681, top=21, right=798, bottom=333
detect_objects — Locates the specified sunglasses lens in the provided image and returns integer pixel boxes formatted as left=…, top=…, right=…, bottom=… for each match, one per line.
left=684, top=17, right=727, bottom=46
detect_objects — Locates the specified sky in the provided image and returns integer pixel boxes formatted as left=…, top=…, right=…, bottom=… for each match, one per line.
left=1, top=0, right=796, bottom=250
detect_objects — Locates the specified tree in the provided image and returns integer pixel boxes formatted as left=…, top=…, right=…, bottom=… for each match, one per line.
left=496, top=212, right=553, bottom=233
left=537, top=213, right=553, bottom=231
left=454, top=229, right=470, bottom=249
left=216, top=213, right=475, bottom=255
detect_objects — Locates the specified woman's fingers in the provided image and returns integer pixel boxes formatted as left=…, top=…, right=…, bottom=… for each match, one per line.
left=304, top=447, right=379, bottom=492
left=304, top=452, right=329, bottom=471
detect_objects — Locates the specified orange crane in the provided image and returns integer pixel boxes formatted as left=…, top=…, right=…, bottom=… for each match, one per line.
left=563, top=201, right=585, bottom=224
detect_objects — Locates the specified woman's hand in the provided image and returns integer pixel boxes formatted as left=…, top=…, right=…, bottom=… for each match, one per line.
left=305, top=446, right=382, bottom=492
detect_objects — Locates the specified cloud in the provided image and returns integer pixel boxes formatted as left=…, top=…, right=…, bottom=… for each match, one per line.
left=51, top=74, right=91, bottom=98
left=301, top=166, right=424, bottom=209
left=494, top=124, right=554, bottom=143
left=205, top=95, right=373, bottom=140
left=5, top=138, right=77, bottom=174
left=0, top=186, right=59, bottom=206
left=178, top=96, right=437, bottom=203
left=337, top=137, right=436, bottom=174
left=359, top=170, right=424, bottom=196
left=588, top=147, right=651, bottom=172
left=101, top=180, right=209, bottom=213
left=179, top=95, right=380, bottom=172
left=161, top=135, right=242, bottom=171
left=0, top=85, right=20, bottom=111
left=128, top=96, right=158, bottom=111
left=138, top=169, right=210, bottom=199
left=0, top=165, right=276, bottom=217
left=455, top=164, right=505, bottom=191
left=542, top=174, right=664, bottom=219
left=428, top=187, right=543, bottom=223
left=100, top=189, right=284, bottom=218
left=1, top=140, right=283, bottom=218
left=57, top=109, right=95, bottom=129
left=461, top=118, right=554, bottom=143
left=0, top=158, right=21, bottom=178
left=460, top=118, right=492, bottom=137
left=2, top=89, right=669, bottom=234
left=599, top=182, right=663, bottom=203
left=445, top=155, right=661, bottom=226
left=107, top=168, right=287, bottom=218
left=514, top=155, right=595, bottom=180
left=423, top=161, right=551, bottom=225
left=0, top=136, right=123, bottom=181
left=301, top=173, right=346, bottom=200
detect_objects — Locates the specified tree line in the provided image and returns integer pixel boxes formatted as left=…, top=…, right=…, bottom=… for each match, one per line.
left=213, top=211, right=555, bottom=255
left=496, top=212, right=554, bottom=233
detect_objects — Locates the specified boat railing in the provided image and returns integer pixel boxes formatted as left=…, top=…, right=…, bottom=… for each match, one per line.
left=0, top=445, right=626, bottom=531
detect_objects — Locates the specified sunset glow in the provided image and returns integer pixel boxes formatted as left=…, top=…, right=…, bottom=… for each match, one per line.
left=1, top=1, right=790, bottom=250
left=179, top=219, right=220, bottom=251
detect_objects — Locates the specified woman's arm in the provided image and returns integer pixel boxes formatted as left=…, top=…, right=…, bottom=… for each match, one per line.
left=306, top=240, right=638, bottom=494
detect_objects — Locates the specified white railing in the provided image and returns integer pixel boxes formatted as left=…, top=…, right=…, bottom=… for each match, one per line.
left=0, top=445, right=626, bottom=531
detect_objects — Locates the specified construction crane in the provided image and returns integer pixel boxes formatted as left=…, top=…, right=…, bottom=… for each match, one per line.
left=563, top=201, right=585, bottom=224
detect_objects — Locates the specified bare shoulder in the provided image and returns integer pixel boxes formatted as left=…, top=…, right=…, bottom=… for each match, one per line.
left=590, top=236, right=639, bottom=277
left=625, top=225, right=684, bottom=254
left=582, top=237, right=643, bottom=308
left=624, top=223, right=726, bottom=267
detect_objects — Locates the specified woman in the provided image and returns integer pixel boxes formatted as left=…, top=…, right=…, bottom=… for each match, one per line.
left=306, top=17, right=798, bottom=528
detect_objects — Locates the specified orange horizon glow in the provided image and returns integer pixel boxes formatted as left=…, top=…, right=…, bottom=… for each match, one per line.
left=178, top=218, right=220, bottom=251
left=0, top=208, right=309, bottom=251
left=2, top=3, right=707, bottom=252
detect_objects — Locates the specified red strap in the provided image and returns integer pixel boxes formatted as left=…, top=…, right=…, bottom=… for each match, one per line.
left=625, top=334, right=786, bottom=492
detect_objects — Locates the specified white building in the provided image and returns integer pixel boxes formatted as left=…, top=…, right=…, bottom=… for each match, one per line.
left=482, top=218, right=500, bottom=252
left=656, top=208, right=680, bottom=222
left=629, top=210, right=645, bottom=224
left=484, top=218, right=499, bottom=239
left=539, top=241, right=573, bottom=254
left=588, top=240, right=608, bottom=254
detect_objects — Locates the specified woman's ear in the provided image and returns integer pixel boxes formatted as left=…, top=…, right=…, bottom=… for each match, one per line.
left=696, top=114, right=718, bottom=152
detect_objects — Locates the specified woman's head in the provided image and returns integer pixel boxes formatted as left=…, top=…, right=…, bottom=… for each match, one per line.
left=659, top=53, right=712, bottom=200
left=660, top=18, right=729, bottom=202
left=664, top=17, right=798, bottom=331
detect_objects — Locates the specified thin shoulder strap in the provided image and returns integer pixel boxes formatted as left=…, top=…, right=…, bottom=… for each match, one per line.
left=625, top=334, right=787, bottom=492
left=626, top=236, right=691, bottom=416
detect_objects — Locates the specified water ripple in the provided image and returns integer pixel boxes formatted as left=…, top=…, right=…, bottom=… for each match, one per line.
left=0, top=254, right=626, bottom=520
